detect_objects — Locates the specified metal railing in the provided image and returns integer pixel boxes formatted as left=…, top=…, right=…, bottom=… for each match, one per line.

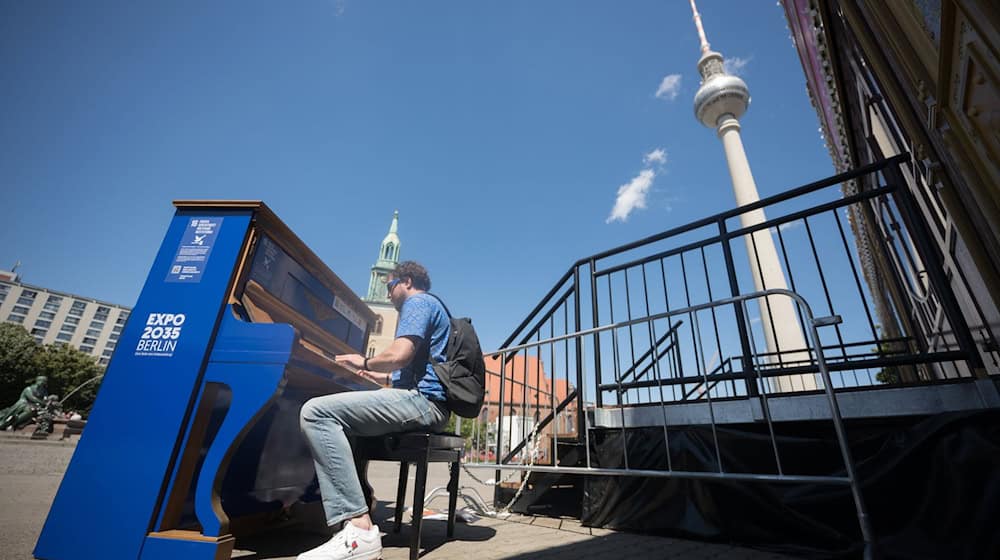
left=490, top=155, right=986, bottom=415
left=467, top=290, right=874, bottom=550
left=458, top=155, right=998, bottom=554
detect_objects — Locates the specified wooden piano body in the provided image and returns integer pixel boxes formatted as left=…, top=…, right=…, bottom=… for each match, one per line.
left=35, top=201, right=377, bottom=560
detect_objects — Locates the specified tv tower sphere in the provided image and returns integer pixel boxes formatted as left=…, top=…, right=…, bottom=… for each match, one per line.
left=693, top=51, right=751, bottom=128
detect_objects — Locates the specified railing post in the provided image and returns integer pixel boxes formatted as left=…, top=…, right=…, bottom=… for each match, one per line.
left=883, top=160, right=986, bottom=377
left=493, top=352, right=507, bottom=507
left=589, top=258, right=603, bottom=408
left=573, top=265, right=586, bottom=447
left=718, top=216, right=759, bottom=396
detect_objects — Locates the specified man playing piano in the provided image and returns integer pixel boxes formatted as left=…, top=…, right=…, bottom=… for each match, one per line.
left=298, top=260, right=451, bottom=560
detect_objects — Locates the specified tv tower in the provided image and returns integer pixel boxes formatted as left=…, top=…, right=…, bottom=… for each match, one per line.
left=689, top=0, right=816, bottom=391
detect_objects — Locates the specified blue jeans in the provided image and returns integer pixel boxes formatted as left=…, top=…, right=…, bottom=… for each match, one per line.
left=299, top=388, right=450, bottom=526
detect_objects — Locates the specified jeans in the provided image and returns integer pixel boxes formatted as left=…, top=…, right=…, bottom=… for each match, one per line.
left=299, top=388, right=450, bottom=526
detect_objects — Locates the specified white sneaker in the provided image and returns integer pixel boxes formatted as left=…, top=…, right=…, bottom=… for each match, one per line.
left=296, top=522, right=382, bottom=560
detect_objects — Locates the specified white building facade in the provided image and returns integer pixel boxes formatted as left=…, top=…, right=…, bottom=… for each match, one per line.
left=0, top=276, right=131, bottom=367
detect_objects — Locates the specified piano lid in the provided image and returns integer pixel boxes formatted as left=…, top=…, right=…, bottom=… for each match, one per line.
left=174, top=199, right=378, bottom=356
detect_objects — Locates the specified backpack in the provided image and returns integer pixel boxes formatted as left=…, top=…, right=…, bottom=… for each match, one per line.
left=426, top=294, right=486, bottom=418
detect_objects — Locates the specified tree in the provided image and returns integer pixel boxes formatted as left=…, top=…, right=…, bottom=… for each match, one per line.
left=32, top=344, right=103, bottom=415
left=0, top=323, right=39, bottom=406
left=445, top=414, right=489, bottom=453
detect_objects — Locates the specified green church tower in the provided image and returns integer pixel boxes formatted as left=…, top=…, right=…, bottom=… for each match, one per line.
left=364, top=210, right=400, bottom=304
left=364, top=211, right=401, bottom=356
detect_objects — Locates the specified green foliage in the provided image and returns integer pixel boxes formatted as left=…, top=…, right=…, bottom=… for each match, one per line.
left=33, top=344, right=103, bottom=415
left=875, top=367, right=901, bottom=385
left=444, top=414, right=489, bottom=451
left=0, top=324, right=104, bottom=416
left=0, top=323, right=39, bottom=405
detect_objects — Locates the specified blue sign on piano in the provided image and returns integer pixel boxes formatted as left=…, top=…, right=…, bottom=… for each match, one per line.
left=165, top=216, right=224, bottom=283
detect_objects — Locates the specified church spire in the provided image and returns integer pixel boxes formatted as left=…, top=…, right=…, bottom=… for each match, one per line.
left=365, top=211, right=401, bottom=303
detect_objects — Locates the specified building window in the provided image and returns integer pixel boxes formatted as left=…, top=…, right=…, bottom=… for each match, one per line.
left=16, top=296, right=35, bottom=307
left=98, top=357, right=109, bottom=366
left=0, top=284, right=9, bottom=294
left=7, top=314, right=25, bottom=323
left=60, top=324, right=76, bottom=333
left=39, top=311, right=55, bottom=320
left=31, top=327, right=47, bottom=336
left=34, top=320, right=52, bottom=329
left=69, top=301, right=87, bottom=316
left=80, top=345, right=95, bottom=354
left=111, top=325, right=123, bottom=334
left=86, top=328, right=102, bottom=337
left=90, top=321, right=105, bottom=330
left=102, top=349, right=114, bottom=357
left=82, top=337, right=98, bottom=345
left=0, top=292, right=6, bottom=302
left=12, top=305, right=30, bottom=315
left=43, top=295, right=63, bottom=311
left=116, top=313, right=128, bottom=325
left=55, top=332, right=72, bottom=342
left=108, top=333, right=119, bottom=342
left=64, top=316, right=80, bottom=325
left=105, top=341, right=116, bottom=350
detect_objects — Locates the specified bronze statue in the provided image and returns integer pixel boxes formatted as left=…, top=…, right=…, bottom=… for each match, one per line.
left=0, top=375, right=49, bottom=431
left=31, top=394, right=62, bottom=440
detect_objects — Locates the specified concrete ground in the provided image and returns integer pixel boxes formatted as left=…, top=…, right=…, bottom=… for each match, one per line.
left=1, top=435, right=795, bottom=560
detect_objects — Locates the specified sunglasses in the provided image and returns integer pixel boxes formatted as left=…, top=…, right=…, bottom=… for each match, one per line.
left=385, top=278, right=402, bottom=293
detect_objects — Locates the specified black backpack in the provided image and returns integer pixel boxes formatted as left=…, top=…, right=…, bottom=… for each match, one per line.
left=427, top=294, right=486, bottom=418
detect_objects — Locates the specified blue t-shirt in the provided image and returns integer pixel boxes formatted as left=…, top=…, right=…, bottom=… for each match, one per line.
left=392, top=292, right=449, bottom=402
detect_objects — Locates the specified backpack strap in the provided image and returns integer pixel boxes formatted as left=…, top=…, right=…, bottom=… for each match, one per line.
left=423, top=292, right=452, bottom=369
left=425, top=292, right=452, bottom=319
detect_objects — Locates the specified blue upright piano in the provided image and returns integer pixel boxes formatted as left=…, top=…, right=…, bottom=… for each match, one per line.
left=35, top=200, right=378, bottom=560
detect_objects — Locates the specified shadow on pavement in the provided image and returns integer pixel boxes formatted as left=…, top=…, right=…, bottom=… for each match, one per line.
left=233, top=501, right=497, bottom=560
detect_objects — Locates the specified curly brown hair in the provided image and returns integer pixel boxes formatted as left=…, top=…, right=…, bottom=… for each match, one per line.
left=391, top=261, right=431, bottom=291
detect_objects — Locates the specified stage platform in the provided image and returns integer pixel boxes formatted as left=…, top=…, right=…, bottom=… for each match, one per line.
left=590, top=379, right=1000, bottom=428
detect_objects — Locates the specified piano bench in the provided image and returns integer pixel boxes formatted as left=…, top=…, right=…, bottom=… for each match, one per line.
left=355, top=432, right=464, bottom=560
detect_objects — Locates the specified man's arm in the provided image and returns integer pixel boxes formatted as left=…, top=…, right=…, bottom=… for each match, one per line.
left=335, top=335, right=419, bottom=377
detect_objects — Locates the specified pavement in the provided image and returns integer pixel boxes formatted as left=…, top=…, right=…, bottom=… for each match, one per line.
left=0, top=434, right=796, bottom=560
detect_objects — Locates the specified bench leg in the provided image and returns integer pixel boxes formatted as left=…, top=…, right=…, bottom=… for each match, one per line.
left=394, top=462, right=409, bottom=533
left=447, top=460, right=460, bottom=538
left=410, top=457, right=428, bottom=560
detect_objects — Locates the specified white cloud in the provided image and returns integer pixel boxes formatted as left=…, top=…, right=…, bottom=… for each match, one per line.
left=778, top=221, right=802, bottom=232
left=607, top=169, right=656, bottom=223
left=724, top=56, right=751, bottom=76
left=643, top=148, right=667, bottom=166
left=655, top=74, right=682, bottom=101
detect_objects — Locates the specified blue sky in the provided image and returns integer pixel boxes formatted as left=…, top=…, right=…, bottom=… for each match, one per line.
left=0, top=1, right=838, bottom=352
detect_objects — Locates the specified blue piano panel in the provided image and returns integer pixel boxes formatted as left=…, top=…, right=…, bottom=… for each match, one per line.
left=35, top=210, right=254, bottom=560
